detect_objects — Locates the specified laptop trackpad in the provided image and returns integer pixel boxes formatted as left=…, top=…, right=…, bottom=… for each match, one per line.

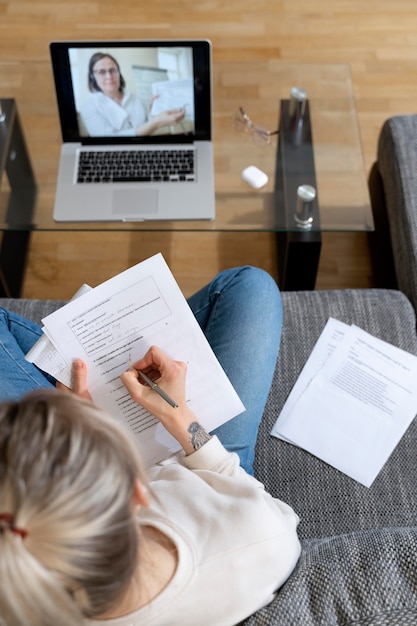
left=112, top=189, right=158, bottom=218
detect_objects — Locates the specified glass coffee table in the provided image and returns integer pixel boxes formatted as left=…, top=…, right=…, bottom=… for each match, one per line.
left=0, top=62, right=372, bottom=295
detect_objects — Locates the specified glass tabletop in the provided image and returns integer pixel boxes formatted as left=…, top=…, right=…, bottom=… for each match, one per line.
left=0, top=62, right=373, bottom=233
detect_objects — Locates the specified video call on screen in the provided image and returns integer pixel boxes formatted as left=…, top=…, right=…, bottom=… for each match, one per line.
left=69, top=46, right=195, bottom=137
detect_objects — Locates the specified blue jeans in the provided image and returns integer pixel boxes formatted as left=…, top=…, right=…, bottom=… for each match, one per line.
left=0, top=266, right=282, bottom=473
left=188, top=266, right=282, bottom=474
left=0, top=307, right=56, bottom=399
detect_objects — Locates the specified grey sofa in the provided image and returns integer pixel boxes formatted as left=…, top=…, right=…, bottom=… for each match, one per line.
left=2, top=293, right=417, bottom=624
left=2, top=119, right=417, bottom=624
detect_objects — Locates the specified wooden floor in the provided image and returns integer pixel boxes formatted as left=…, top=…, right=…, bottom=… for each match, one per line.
left=2, top=0, right=417, bottom=299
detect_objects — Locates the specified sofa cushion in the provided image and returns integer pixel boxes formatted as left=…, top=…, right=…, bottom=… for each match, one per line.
left=0, top=298, right=67, bottom=324
left=247, top=288, right=417, bottom=625
left=244, top=527, right=417, bottom=626
left=255, top=289, right=417, bottom=541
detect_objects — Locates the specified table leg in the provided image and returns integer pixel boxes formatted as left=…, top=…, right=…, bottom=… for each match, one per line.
left=276, top=230, right=321, bottom=290
left=274, top=99, right=321, bottom=290
left=0, top=99, right=36, bottom=297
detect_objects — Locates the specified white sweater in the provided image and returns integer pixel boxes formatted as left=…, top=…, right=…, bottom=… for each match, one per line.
left=80, top=90, right=147, bottom=137
left=87, top=437, right=301, bottom=626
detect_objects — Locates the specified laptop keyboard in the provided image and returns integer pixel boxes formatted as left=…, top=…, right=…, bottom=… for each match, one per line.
left=77, top=148, right=195, bottom=183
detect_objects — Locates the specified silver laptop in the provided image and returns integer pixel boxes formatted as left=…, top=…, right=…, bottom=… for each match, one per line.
left=50, top=39, right=215, bottom=222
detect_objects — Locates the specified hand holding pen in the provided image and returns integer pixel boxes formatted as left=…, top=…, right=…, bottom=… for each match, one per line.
left=122, top=345, right=185, bottom=416
left=127, top=362, right=178, bottom=408
left=121, top=346, right=209, bottom=455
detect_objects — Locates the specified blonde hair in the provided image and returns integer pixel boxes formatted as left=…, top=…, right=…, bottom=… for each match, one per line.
left=0, top=389, right=148, bottom=626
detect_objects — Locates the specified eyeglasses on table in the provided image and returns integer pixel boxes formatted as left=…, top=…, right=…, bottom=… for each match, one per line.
left=233, top=107, right=279, bottom=145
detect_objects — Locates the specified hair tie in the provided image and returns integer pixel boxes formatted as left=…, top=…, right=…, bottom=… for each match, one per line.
left=0, top=513, right=28, bottom=539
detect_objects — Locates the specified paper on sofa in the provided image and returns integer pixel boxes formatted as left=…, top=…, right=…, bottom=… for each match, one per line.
left=271, top=318, right=417, bottom=487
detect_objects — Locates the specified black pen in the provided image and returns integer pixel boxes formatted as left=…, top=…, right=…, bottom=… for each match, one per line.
left=127, top=360, right=179, bottom=408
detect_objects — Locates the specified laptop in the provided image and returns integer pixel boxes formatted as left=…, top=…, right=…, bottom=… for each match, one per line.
left=49, top=39, right=215, bottom=222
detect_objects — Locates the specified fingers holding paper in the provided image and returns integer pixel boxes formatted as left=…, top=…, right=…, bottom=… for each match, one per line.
left=56, top=359, right=92, bottom=401
left=154, top=107, right=186, bottom=127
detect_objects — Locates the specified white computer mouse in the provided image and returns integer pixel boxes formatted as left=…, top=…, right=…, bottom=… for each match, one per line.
left=241, top=165, right=269, bottom=189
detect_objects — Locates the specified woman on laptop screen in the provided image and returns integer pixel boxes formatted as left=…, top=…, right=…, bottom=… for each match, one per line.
left=80, top=52, right=186, bottom=137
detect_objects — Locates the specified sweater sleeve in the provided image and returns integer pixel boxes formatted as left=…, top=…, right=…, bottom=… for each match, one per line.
left=154, top=436, right=300, bottom=530
left=144, top=434, right=301, bottom=626
left=180, top=435, right=268, bottom=489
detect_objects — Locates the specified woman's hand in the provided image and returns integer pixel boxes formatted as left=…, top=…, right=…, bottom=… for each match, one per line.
left=56, top=359, right=92, bottom=401
left=135, top=106, right=185, bottom=136
left=154, top=107, right=186, bottom=128
left=147, top=93, right=185, bottom=127
left=121, top=346, right=211, bottom=455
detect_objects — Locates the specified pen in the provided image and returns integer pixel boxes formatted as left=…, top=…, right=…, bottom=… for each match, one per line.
left=127, top=360, right=179, bottom=408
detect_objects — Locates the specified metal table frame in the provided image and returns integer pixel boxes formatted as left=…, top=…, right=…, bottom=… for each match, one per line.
left=0, top=99, right=36, bottom=297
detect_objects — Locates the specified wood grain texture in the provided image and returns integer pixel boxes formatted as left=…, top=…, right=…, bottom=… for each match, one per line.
left=1, top=0, right=414, bottom=297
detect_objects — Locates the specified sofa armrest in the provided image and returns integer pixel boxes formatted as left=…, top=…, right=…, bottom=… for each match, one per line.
left=376, top=115, right=417, bottom=314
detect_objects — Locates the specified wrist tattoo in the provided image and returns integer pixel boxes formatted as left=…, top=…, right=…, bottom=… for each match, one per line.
left=187, top=422, right=211, bottom=451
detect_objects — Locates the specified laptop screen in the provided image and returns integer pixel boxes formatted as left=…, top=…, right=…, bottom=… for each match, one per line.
left=50, top=40, right=212, bottom=144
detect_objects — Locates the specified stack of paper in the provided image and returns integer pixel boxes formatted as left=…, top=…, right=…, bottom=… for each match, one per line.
left=271, top=318, right=417, bottom=487
left=25, top=254, right=245, bottom=466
